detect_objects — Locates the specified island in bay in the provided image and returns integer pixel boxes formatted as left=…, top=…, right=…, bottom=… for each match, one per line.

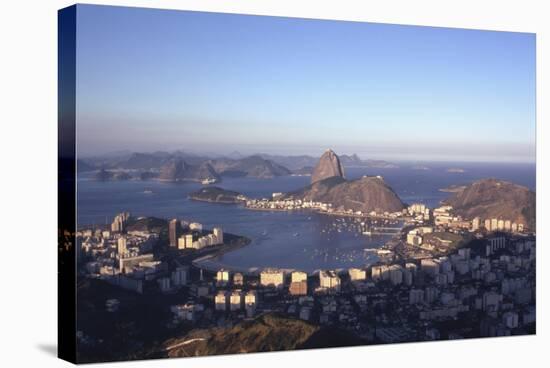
left=189, top=186, right=247, bottom=204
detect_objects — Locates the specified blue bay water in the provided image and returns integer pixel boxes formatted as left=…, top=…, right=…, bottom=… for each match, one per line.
left=77, top=162, right=535, bottom=272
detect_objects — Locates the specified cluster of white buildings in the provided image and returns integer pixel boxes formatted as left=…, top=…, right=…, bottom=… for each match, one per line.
left=430, top=206, right=527, bottom=234
left=110, top=211, right=130, bottom=233
left=371, top=264, right=412, bottom=286
left=406, top=226, right=434, bottom=246
left=177, top=227, right=224, bottom=250
left=432, top=206, right=470, bottom=229
left=246, top=198, right=332, bottom=212
left=246, top=197, right=403, bottom=219
left=79, top=213, right=208, bottom=294
left=174, top=232, right=535, bottom=340
left=405, top=237, right=535, bottom=328
left=260, top=268, right=285, bottom=288
left=214, top=290, right=257, bottom=316
left=481, top=218, right=524, bottom=233
left=407, top=203, right=430, bottom=221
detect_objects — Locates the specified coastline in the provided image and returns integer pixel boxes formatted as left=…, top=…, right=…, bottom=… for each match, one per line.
left=189, top=197, right=245, bottom=205
left=244, top=204, right=405, bottom=222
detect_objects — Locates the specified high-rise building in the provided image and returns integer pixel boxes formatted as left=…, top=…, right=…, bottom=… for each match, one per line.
left=504, top=220, right=512, bottom=231
left=458, top=248, right=471, bottom=260
left=371, top=265, right=390, bottom=281
left=408, top=203, right=426, bottom=215
left=486, top=236, right=506, bottom=256
left=169, top=219, right=181, bottom=247
left=260, top=268, right=285, bottom=288
left=421, top=259, right=440, bottom=276
left=289, top=281, right=308, bottom=296
left=472, top=217, right=480, bottom=231
left=171, top=266, right=189, bottom=287
left=185, top=234, right=193, bottom=248
left=291, top=271, right=308, bottom=283
left=348, top=268, right=367, bottom=282
left=216, top=269, right=230, bottom=285
left=215, top=292, right=227, bottom=311
left=409, top=289, right=424, bottom=304
left=319, top=270, right=341, bottom=291
left=117, top=236, right=127, bottom=256
left=157, top=277, right=171, bottom=293
left=244, top=291, right=256, bottom=307
left=483, top=291, right=502, bottom=312
left=405, top=262, right=418, bottom=274
left=177, top=233, right=194, bottom=249
left=403, top=269, right=413, bottom=286
left=213, top=227, right=224, bottom=245
left=230, top=291, right=242, bottom=311
left=502, top=311, right=519, bottom=329
left=425, top=286, right=439, bottom=304
left=177, top=236, right=186, bottom=249
left=389, top=265, right=403, bottom=285
left=245, top=291, right=257, bottom=317
left=111, top=212, right=130, bottom=233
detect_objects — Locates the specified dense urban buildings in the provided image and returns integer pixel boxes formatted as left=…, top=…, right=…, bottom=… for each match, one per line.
left=74, top=158, right=536, bottom=363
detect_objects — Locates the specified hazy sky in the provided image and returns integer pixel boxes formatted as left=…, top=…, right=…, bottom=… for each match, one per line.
left=75, top=5, right=536, bottom=162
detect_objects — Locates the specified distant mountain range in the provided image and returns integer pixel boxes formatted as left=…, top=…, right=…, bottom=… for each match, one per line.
left=259, top=152, right=399, bottom=171
left=78, top=150, right=399, bottom=182
left=158, top=159, right=220, bottom=183
left=206, top=155, right=291, bottom=178
left=83, top=152, right=292, bottom=181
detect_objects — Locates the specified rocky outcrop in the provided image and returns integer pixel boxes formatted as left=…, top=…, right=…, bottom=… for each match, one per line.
left=285, top=150, right=405, bottom=213
left=311, top=149, right=345, bottom=184
left=287, top=175, right=405, bottom=214
left=444, top=178, right=536, bottom=230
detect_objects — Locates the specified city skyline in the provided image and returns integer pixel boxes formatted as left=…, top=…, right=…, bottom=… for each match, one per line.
left=76, top=5, right=535, bottom=162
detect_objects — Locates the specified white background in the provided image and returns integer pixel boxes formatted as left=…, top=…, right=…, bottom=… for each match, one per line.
left=0, top=0, right=548, bottom=367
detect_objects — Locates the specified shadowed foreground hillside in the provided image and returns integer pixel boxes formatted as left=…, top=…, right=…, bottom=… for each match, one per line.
left=163, top=313, right=365, bottom=358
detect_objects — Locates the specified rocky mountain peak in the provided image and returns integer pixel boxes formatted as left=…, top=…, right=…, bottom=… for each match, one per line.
left=311, top=149, right=345, bottom=184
